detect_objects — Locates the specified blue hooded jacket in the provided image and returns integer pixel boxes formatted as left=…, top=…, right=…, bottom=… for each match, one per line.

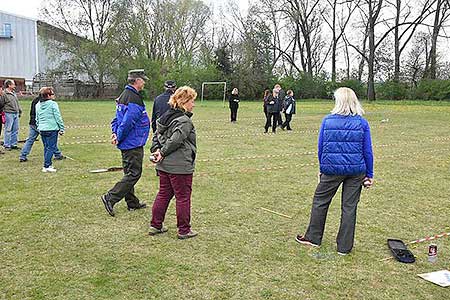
left=111, top=85, right=150, bottom=150
left=318, top=114, right=373, bottom=178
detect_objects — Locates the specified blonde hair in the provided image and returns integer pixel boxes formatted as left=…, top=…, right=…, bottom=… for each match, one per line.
left=331, top=87, right=365, bottom=116
left=168, top=86, right=197, bottom=111
left=232, top=88, right=238, bottom=95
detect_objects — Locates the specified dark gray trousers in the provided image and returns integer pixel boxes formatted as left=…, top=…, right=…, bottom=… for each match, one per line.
left=107, top=147, right=143, bottom=208
left=304, top=174, right=365, bottom=253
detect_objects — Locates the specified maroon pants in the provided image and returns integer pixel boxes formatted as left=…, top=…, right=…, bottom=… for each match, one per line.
left=151, top=171, right=193, bottom=235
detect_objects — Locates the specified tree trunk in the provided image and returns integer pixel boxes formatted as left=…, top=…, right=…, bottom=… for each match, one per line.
left=393, top=0, right=401, bottom=82
left=427, top=0, right=442, bottom=79
left=367, top=4, right=376, bottom=101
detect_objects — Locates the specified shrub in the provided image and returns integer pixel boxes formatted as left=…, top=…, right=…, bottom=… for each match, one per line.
left=376, top=81, right=408, bottom=100
left=411, top=80, right=450, bottom=100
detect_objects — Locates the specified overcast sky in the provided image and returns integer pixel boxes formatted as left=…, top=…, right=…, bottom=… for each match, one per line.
left=6, top=0, right=248, bottom=19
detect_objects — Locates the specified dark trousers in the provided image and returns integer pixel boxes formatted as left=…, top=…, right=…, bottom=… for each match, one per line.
left=277, top=111, right=283, bottom=126
left=304, top=174, right=365, bottom=253
left=230, top=106, right=238, bottom=122
left=107, top=147, right=143, bottom=208
left=40, top=130, right=59, bottom=168
left=151, top=171, right=193, bottom=235
left=282, top=113, right=293, bottom=130
left=265, top=112, right=279, bottom=132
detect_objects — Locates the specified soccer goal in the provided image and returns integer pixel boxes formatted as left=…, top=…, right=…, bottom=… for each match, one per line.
left=201, top=82, right=227, bottom=107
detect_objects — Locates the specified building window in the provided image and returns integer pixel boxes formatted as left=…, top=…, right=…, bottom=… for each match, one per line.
left=0, top=23, right=13, bottom=39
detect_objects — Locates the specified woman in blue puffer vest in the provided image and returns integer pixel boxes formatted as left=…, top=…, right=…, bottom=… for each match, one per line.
left=295, top=87, right=374, bottom=255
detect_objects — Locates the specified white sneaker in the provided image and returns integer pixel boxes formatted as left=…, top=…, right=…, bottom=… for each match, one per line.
left=42, top=166, right=57, bottom=173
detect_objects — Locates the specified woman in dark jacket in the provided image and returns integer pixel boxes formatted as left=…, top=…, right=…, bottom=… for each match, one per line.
left=264, top=89, right=281, bottom=133
left=295, top=87, right=374, bottom=255
left=149, top=86, right=198, bottom=239
left=229, top=88, right=240, bottom=122
left=281, top=90, right=296, bottom=130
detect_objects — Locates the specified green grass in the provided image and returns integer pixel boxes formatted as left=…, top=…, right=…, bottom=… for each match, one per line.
left=1, top=100, right=450, bottom=299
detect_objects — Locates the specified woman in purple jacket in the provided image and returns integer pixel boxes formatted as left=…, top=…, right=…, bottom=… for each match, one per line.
left=295, top=87, right=374, bottom=255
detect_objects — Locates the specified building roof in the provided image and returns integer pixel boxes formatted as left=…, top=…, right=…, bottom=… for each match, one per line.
left=0, top=9, right=38, bottom=22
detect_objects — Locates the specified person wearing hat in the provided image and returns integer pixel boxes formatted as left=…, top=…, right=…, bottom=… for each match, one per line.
left=151, top=80, right=176, bottom=133
left=101, top=69, right=151, bottom=217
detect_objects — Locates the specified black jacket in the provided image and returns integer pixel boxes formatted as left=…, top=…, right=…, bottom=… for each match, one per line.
left=266, top=95, right=281, bottom=114
left=29, top=96, right=41, bottom=126
left=152, top=90, right=173, bottom=132
left=284, top=96, right=296, bottom=115
left=229, top=94, right=239, bottom=109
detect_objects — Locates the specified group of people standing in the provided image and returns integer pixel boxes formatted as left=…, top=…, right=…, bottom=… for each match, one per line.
left=263, top=84, right=296, bottom=133
left=101, top=70, right=198, bottom=239
left=227, top=84, right=296, bottom=134
left=0, top=80, right=65, bottom=171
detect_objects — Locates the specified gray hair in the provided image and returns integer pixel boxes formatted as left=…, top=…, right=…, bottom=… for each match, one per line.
left=331, top=87, right=364, bottom=116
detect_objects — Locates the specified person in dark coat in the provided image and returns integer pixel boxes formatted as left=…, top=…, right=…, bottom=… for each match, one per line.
left=281, top=90, right=296, bottom=131
left=295, top=87, right=374, bottom=255
left=229, top=88, right=240, bottom=122
left=149, top=86, right=198, bottom=239
left=274, top=84, right=285, bottom=126
left=263, top=89, right=270, bottom=118
left=264, top=89, right=281, bottom=133
left=151, top=80, right=176, bottom=133
left=101, top=69, right=150, bottom=217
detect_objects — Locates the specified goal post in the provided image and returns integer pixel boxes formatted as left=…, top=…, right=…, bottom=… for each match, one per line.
left=201, top=82, right=227, bottom=107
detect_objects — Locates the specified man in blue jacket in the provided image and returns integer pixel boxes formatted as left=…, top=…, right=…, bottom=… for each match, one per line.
left=151, top=80, right=176, bottom=133
left=101, top=70, right=151, bottom=217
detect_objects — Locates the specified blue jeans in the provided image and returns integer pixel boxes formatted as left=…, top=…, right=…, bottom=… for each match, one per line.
left=4, top=112, right=19, bottom=148
left=20, top=125, right=62, bottom=159
left=40, top=130, right=59, bottom=168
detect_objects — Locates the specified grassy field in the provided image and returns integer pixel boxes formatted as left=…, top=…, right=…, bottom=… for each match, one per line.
left=1, top=99, right=449, bottom=299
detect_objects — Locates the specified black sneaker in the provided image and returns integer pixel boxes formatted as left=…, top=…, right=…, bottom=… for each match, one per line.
left=11, top=145, right=21, bottom=150
left=127, top=203, right=147, bottom=211
left=295, top=235, right=319, bottom=247
left=19, top=157, right=28, bottom=162
left=101, top=194, right=115, bottom=217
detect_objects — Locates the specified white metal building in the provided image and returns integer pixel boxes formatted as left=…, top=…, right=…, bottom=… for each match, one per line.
left=0, top=10, right=62, bottom=88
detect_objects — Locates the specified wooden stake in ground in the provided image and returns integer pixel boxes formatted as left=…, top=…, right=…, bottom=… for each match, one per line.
left=260, top=207, right=292, bottom=219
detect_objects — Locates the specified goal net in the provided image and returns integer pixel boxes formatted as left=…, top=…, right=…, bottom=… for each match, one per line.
left=201, top=82, right=227, bottom=107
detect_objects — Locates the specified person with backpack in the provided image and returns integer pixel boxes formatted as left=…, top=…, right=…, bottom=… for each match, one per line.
left=295, top=87, right=374, bottom=256
left=281, top=90, right=296, bottom=131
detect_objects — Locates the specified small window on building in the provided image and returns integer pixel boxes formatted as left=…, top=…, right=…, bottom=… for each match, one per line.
left=0, top=23, right=13, bottom=39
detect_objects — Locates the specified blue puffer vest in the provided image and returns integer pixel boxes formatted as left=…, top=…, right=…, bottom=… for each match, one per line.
left=319, top=114, right=366, bottom=176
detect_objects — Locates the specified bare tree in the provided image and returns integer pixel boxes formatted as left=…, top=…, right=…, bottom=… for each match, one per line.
left=322, top=0, right=360, bottom=82
left=423, top=0, right=450, bottom=79
left=42, top=0, right=123, bottom=96
left=390, top=0, right=437, bottom=82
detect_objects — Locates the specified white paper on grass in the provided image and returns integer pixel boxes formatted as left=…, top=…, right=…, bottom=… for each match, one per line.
left=417, top=270, right=450, bottom=287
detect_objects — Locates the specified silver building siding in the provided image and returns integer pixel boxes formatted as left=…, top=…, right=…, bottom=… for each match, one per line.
left=0, top=11, right=38, bottom=82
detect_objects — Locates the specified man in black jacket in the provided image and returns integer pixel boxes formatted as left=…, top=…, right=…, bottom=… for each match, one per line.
left=151, top=80, right=176, bottom=133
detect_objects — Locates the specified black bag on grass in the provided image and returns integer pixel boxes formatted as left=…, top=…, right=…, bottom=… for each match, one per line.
left=387, top=239, right=415, bottom=263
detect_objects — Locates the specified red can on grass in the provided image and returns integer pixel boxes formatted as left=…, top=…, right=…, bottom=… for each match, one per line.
left=428, top=244, right=437, bottom=263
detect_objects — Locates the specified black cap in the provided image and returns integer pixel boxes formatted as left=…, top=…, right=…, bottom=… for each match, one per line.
left=164, top=80, right=176, bottom=89
left=128, top=69, right=149, bottom=81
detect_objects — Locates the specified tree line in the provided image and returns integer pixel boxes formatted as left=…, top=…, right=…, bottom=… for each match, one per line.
left=42, top=0, right=450, bottom=100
